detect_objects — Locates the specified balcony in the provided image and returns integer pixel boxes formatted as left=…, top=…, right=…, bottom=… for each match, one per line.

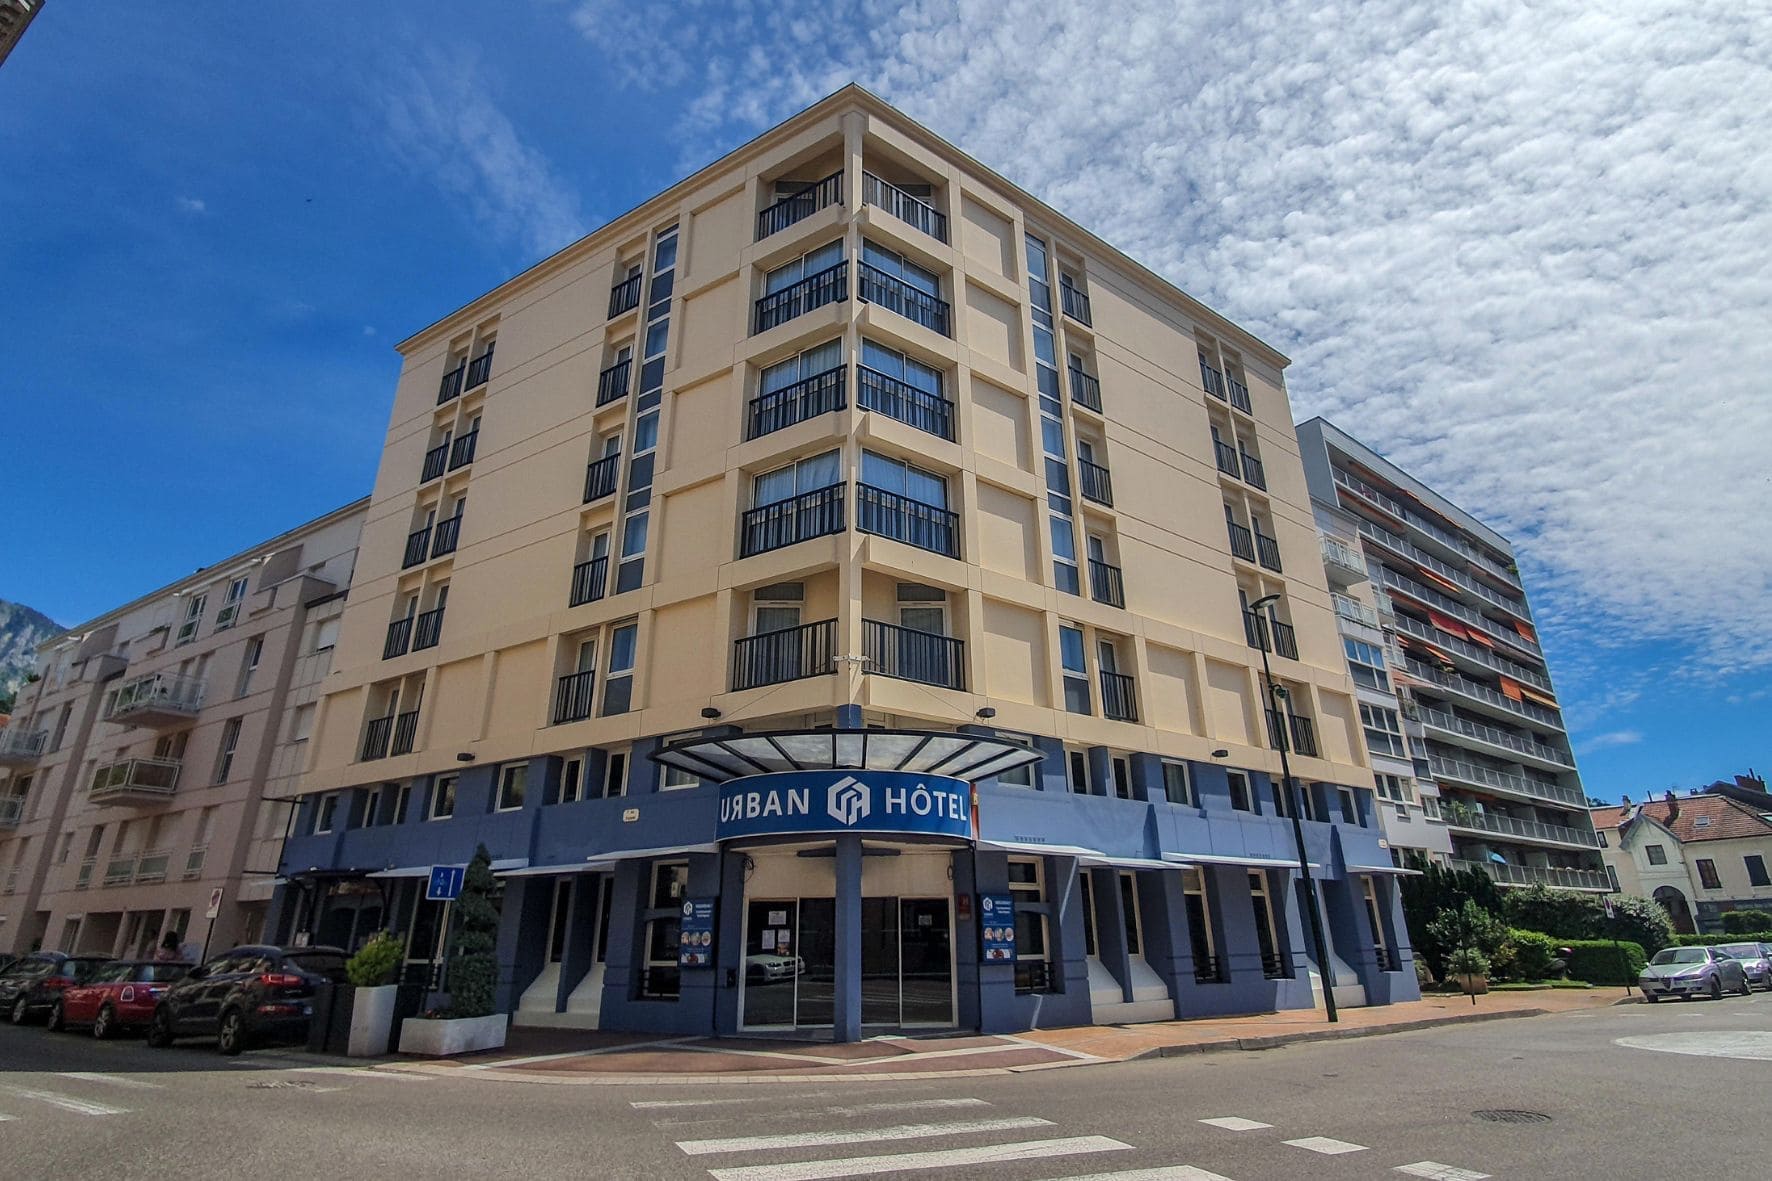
left=1331, top=593, right=1380, bottom=629
left=1227, top=520, right=1256, bottom=563
left=1226, top=375, right=1252, bottom=414
left=861, top=171, right=948, bottom=242
left=857, top=366, right=953, bottom=441
left=608, top=273, right=643, bottom=318
left=1254, top=529, right=1282, bottom=573
left=1321, top=536, right=1368, bottom=584
left=1332, top=467, right=1522, bottom=593
left=732, top=618, right=837, bottom=691
left=360, top=715, right=394, bottom=761
left=757, top=170, right=843, bottom=240
left=0, top=727, right=47, bottom=765
left=1442, top=806, right=1599, bottom=850
left=863, top=619, right=965, bottom=689
left=1060, top=282, right=1092, bottom=326
left=857, top=485, right=960, bottom=559
left=75, top=858, right=94, bottom=890
left=134, top=849, right=171, bottom=883
left=1088, top=559, right=1125, bottom=609
left=402, top=524, right=432, bottom=569
left=596, top=357, right=632, bottom=407
left=1239, top=449, right=1266, bottom=490
left=1078, top=459, right=1114, bottom=507
left=1267, top=709, right=1318, bottom=757
left=1391, top=611, right=1550, bottom=691
left=553, top=669, right=597, bottom=725
left=1200, top=358, right=1225, bottom=401
left=1212, top=437, right=1240, bottom=477
left=858, top=264, right=950, bottom=336
left=1357, top=519, right=1530, bottom=620
left=1404, top=657, right=1563, bottom=731
left=1377, top=566, right=1540, bottom=658
left=750, top=364, right=847, bottom=439
left=421, top=442, right=448, bottom=483
left=103, top=856, right=137, bottom=887
left=1100, top=670, right=1138, bottom=722
left=1416, top=705, right=1573, bottom=771
left=413, top=605, right=445, bottom=652
left=1426, top=752, right=1584, bottom=809
left=755, top=261, right=848, bottom=334
left=437, top=363, right=465, bottom=406
left=383, top=616, right=414, bottom=660
left=107, top=673, right=205, bottom=727
left=569, top=555, right=609, bottom=608
left=0, top=796, right=23, bottom=828
left=584, top=454, right=621, bottom=503
left=1065, top=366, right=1102, bottom=414
left=464, top=346, right=494, bottom=390
left=1269, top=618, right=1298, bottom=660
left=431, top=513, right=462, bottom=560
left=391, top=710, right=420, bottom=757
left=448, top=428, right=478, bottom=471
left=1450, top=858, right=1610, bottom=892
left=88, top=756, right=181, bottom=804
left=740, top=484, right=845, bottom=558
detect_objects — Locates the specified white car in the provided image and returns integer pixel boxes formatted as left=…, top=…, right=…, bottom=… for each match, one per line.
left=745, top=954, right=804, bottom=983
left=1639, top=946, right=1752, bottom=1001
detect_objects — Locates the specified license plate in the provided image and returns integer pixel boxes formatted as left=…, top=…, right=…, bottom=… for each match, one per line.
left=301, top=1003, right=312, bottom=1016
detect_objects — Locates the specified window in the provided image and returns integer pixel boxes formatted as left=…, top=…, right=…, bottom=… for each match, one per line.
left=663, top=765, right=698, bottom=791
left=1078, top=873, right=1098, bottom=957
left=497, top=764, right=528, bottom=812
left=1110, top=756, right=1132, bottom=800
left=1184, top=867, right=1219, bottom=980
left=1344, top=637, right=1389, bottom=690
left=1007, top=858, right=1050, bottom=993
left=1250, top=871, right=1286, bottom=977
left=430, top=774, right=457, bottom=820
left=313, top=618, right=340, bottom=653
left=1374, top=774, right=1414, bottom=804
left=754, top=449, right=842, bottom=506
left=997, top=761, right=1035, bottom=788
left=235, top=636, right=264, bottom=698
left=314, top=793, right=338, bottom=835
left=1746, top=855, right=1770, bottom=888
left=176, top=593, right=207, bottom=645
left=1362, top=876, right=1389, bottom=953
left=1696, top=858, right=1721, bottom=890
left=860, top=339, right=942, bottom=395
left=1598, top=830, right=1609, bottom=847
left=860, top=450, right=948, bottom=507
left=1339, top=787, right=1360, bottom=825
left=762, top=339, right=843, bottom=395
left=213, top=718, right=243, bottom=784
left=603, top=751, right=628, bottom=798
left=764, top=240, right=842, bottom=294
left=1227, top=771, right=1252, bottom=812
left=561, top=758, right=584, bottom=804
left=602, top=623, right=638, bottom=716
left=289, top=703, right=315, bottom=743
left=1066, top=749, right=1091, bottom=795
left=1162, top=761, right=1193, bottom=807
left=1059, top=625, right=1090, bottom=715
left=391, top=783, right=411, bottom=825
left=641, top=862, right=688, bottom=999
left=1360, top=703, right=1407, bottom=759
left=360, top=785, right=382, bottom=828
left=1645, top=844, right=1668, bottom=866
left=1423, top=795, right=1443, bottom=821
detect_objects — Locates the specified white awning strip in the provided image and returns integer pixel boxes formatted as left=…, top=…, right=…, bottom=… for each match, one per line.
left=1161, top=852, right=1321, bottom=870
left=367, top=858, right=528, bottom=879
left=1348, top=863, right=1423, bottom=876
left=975, top=839, right=1106, bottom=859
left=1079, top=855, right=1184, bottom=871
left=497, top=844, right=720, bottom=876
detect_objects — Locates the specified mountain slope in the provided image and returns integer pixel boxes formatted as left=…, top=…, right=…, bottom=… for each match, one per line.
left=0, top=599, right=59, bottom=709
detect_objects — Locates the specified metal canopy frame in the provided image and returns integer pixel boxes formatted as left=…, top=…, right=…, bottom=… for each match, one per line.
left=651, top=726, right=1044, bottom=785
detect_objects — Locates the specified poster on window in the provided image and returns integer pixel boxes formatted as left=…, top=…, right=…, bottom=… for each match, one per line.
left=978, top=893, right=1016, bottom=961
left=678, top=898, right=716, bottom=967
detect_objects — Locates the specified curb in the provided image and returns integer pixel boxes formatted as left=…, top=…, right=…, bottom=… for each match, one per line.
left=1138, top=1006, right=1549, bottom=1060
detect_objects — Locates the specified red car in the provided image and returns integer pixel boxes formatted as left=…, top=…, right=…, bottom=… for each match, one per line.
left=50, top=960, right=192, bottom=1038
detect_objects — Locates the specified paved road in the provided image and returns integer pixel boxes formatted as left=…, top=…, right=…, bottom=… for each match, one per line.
left=2, top=992, right=1767, bottom=1179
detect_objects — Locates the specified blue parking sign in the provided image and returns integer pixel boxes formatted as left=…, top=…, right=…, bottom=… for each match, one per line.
left=427, top=864, right=466, bottom=901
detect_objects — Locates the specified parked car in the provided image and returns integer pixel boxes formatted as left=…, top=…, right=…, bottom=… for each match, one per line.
left=50, top=960, right=192, bottom=1038
left=745, top=952, right=805, bottom=983
left=1639, top=946, right=1753, bottom=1001
left=147, top=944, right=348, bottom=1055
left=0, top=952, right=115, bottom=1024
left=1717, top=942, right=1772, bottom=990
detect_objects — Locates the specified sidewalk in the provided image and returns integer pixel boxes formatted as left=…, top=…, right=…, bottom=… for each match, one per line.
left=373, top=988, right=1627, bottom=1085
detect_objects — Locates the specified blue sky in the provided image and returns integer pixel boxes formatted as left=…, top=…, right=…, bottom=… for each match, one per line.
left=2, top=2, right=1767, bottom=800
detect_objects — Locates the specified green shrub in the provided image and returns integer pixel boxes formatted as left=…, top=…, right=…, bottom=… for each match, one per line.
left=1563, top=939, right=1646, bottom=984
left=1505, top=929, right=1561, bottom=981
left=1447, top=947, right=1491, bottom=977
left=1606, top=895, right=1675, bottom=954
left=1499, top=885, right=1673, bottom=954
left=1721, top=910, right=1772, bottom=935
left=345, top=930, right=404, bottom=987
left=1415, top=956, right=1435, bottom=986
left=1427, top=900, right=1509, bottom=964
left=1401, top=856, right=1505, bottom=979
left=445, top=846, right=501, bottom=1018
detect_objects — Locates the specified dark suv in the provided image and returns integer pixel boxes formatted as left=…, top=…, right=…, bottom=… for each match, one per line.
left=147, top=944, right=349, bottom=1055
left=0, top=951, right=115, bottom=1024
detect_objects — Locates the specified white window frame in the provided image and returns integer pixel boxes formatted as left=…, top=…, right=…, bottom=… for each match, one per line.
left=430, top=774, right=457, bottom=821
left=1161, top=760, right=1193, bottom=807
left=496, top=764, right=528, bottom=812
left=1226, top=770, right=1252, bottom=812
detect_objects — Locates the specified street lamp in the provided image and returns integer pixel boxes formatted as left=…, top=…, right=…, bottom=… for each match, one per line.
left=1247, top=592, right=1338, bottom=1024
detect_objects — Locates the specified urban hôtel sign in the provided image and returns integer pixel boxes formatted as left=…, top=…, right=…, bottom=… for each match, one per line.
left=717, top=770, right=972, bottom=841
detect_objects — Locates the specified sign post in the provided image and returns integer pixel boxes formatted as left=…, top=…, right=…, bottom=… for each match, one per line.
left=425, top=866, right=466, bottom=992
left=198, top=887, right=225, bottom=962
left=1602, top=895, right=1631, bottom=996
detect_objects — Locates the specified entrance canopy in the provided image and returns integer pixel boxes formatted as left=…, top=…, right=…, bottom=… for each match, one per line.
left=654, top=727, right=1042, bottom=785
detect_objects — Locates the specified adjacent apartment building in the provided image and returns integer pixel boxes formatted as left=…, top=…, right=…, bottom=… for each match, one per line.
left=0, top=501, right=365, bottom=962
left=270, top=86, right=1418, bottom=1042
left=1295, top=418, right=1606, bottom=891
left=1592, top=776, right=1772, bottom=933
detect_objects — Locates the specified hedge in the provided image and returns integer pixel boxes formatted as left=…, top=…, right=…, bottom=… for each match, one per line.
left=1563, top=939, right=1646, bottom=984
left=1676, top=932, right=1772, bottom=949
left=1721, top=910, right=1772, bottom=935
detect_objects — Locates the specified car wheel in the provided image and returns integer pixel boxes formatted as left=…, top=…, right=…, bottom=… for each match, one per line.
left=1709, top=977, right=1724, bottom=1000
left=146, top=1008, right=174, bottom=1049
left=1740, top=976, right=1754, bottom=997
left=217, top=1009, right=246, bottom=1056
left=93, top=1004, right=116, bottom=1040
left=9, top=995, right=30, bottom=1025
left=1645, top=992, right=1659, bottom=1003
left=46, top=1000, right=64, bottom=1032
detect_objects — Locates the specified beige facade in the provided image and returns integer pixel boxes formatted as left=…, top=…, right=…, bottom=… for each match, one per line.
left=297, top=88, right=1374, bottom=811
left=1593, top=784, right=1772, bottom=933
left=0, top=500, right=364, bottom=958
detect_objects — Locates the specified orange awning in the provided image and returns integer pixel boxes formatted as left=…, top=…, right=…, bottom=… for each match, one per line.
left=1427, top=610, right=1470, bottom=640
left=1513, top=620, right=1537, bottom=642
left=1497, top=676, right=1524, bottom=702
left=1419, top=568, right=1463, bottom=595
left=1464, top=628, right=1495, bottom=649
left=1519, top=687, right=1559, bottom=709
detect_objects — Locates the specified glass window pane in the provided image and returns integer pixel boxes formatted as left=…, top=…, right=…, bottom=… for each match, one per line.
left=1049, top=517, right=1077, bottom=562
left=1041, top=417, right=1066, bottom=459
left=802, top=339, right=841, bottom=374
left=644, top=319, right=669, bottom=358
left=621, top=513, right=649, bottom=557
left=760, top=356, right=800, bottom=394
left=903, top=355, right=942, bottom=395
left=633, top=412, right=658, bottom=453
left=652, top=233, right=677, bottom=272
left=861, top=339, right=900, bottom=376
left=805, top=240, right=843, bottom=274
left=861, top=451, right=903, bottom=493
left=797, top=449, right=842, bottom=491
left=608, top=624, right=638, bottom=673
left=765, top=258, right=803, bottom=293
left=905, top=466, right=946, bottom=508
left=1059, top=626, right=1086, bottom=672
left=862, top=240, right=893, bottom=273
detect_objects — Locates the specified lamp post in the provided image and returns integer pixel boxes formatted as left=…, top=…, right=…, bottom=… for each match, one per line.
left=1248, top=593, right=1338, bottom=1023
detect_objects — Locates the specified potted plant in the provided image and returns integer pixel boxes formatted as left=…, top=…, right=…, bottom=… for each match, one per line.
left=399, top=846, right=508, bottom=1056
left=1448, top=947, right=1490, bottom=994
left=343, top=930, right=404, bottom=1057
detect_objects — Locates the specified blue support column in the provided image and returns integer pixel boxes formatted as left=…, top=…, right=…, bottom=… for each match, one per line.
left=833, top=834, right=863, bottom=1042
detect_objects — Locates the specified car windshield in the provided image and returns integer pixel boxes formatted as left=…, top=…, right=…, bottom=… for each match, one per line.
left=285, top=952, right=349, bottom=982
left=1650, top=948, right=1708, bottom=965
left=5, top=959, right=55, bottom=979
left=1720, top=944, right=1762, bottom=958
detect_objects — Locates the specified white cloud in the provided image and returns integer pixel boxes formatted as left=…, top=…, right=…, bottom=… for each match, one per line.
left=570, top=0, right=1772, bottom=695
left=176, top=196, right=206, bottom=214
left=381, top=48, right=586, bottom=259
left=1578, top=730, right=1643, bottom=754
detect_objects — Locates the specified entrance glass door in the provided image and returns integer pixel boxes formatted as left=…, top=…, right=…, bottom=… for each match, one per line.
left=742, top=899, right=837, bottom=1028
left=899, top=898, right=953, bottom=1026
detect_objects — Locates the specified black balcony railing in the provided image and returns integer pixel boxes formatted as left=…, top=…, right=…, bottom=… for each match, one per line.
left=863, top=619, right=965, bottom=690
left=360, top=715, right=394, bottom=762
left=1227, top=520, right=1256, bottom=562
left=739, top=484, right=846, bottom=558
left=584, top=454, right=620, bottom=503
left=402, top=525, right=433, bottom=570
left=1089, top=559, right=1125, bottom=609
left=449, top=429, right=478, bottom=471
left=553, top=669, right=597, bottom=725
left=1254, top=530, right=1282, bottom=573
left=1200, top=359, right=1225, bottom=401
left=1067, top=366, right=1102, bottom=413
left=1078, top=459, right=1114, bottom=507
left=569, top=555, right=608, bottom=607
left=757, top=170, right=843, bottom=240
left=1239, top=449, right=1266, bottom=490
left=1265, top=708, right=1286, bottom=752
left=861, top=171, right=948, bottom=242
left=383, top=616, right=414, bottom=661
left=1212, top=437, right=1240, bottom=476
left=608, top=273, right=642, bottom=318
left=732, top=618, right=837, bottom=691
left=1270, top=618, right=1298, bottom=660
left=1194, top=954, right=1224, bottom=983
left=857, top=484, right=960, bottom=558
left=413, top=606, right=444, bottom=651
left=1101, top=670, right=1138, bottom=722
left=858, top=264, right=950, bottom=336
left=1013, top=959, right=1052, bottom=995
left=391, top=709, right=420, bottom=756
left=1060, top=282, right=1092, bottom=325
left=596, top=357, right=632, bottom=406
left=748, top=365, right=847, bottom=439
left=755, top=261, right=849, bottom=333
left=437, top=363, right=465, bottom=406
left=1260, top=951, right=1290, bottom=980
left=1269, top=709, right=1318, bottom=757
left=431, top=514, right=462, bottom=559
left=1227, top=375, right=1252, bottom=413
left=421, top=442, right=448, bottom=483
left=465, top=347, right=494, bottom=390
left=857, top=367, right=954, bottom=440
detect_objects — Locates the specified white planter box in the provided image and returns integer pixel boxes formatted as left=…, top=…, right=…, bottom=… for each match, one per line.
left=398, top=1013, right=508, bottom=1057
left=347, top=985, right=400, bottom=1058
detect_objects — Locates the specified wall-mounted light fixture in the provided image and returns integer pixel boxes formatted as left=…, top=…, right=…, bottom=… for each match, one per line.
left=700, top=707, right=723, bottom=720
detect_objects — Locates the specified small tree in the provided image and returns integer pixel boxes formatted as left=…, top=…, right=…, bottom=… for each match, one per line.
left=1606, top=894, right=1675, bottom=954
left=1427, top=899, right=1509, bottom=961
left=1401, top=856, right=1505, bottom=978
left=345, top=930, right=404, bottom=987
left=445, top=845, right=500, bottom=1018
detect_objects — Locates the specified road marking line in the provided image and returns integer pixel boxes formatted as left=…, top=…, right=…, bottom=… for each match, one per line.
left=706, top=1135, right=1133, bottom=1180
left=0, top=1113, right=14, bottom=1122
left=56, top=1072, right=162, bottom=1090
left=633, top=1093, right=832, bottom=1110
left=0, top=1086, right=130, bottom=1117
left=1040, top=1168, right=1236, bottom=1181
left=1198, top=1116, right=1272, bottom=1132
left=290, top=1067, right=430, bottom=1081
left=654, top=1099, right=991, bottom=1128
left=824, top=1098, right=991, bottom=1117
left=464, top=1036, right=700, bottom=1070
left=679, top=1115, right=1054, bottom=1155
left=1283, top=1136, right=1368, bottom=1155
left=1396, top=1164, right=1491, bottom=1180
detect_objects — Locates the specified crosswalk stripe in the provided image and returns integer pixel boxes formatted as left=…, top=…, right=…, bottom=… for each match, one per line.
left=1283, top=1136, right=1368, bottom=1155
left=1198, top=1117, right=1272, bottom=1132
left=0, top=1113, right=14, bottom=1122
left=1038, top=1167, right=1236, bottom=1181
left=825, top=1098, right=991, bottom=1117
left=706, top=1135, right=1134, bottom=1180
left=1396, top=1164, right=1491, bottom=1180
left=57, top=1072, right=162, bottom=1090
left=290, top=1067, right=429, bottom=1081
left=679, top=1115, right=1053, bottom=1155
left=0, top=1086, right=130, bottom=1117
left=633, top=1093, right=832, bottom=1110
